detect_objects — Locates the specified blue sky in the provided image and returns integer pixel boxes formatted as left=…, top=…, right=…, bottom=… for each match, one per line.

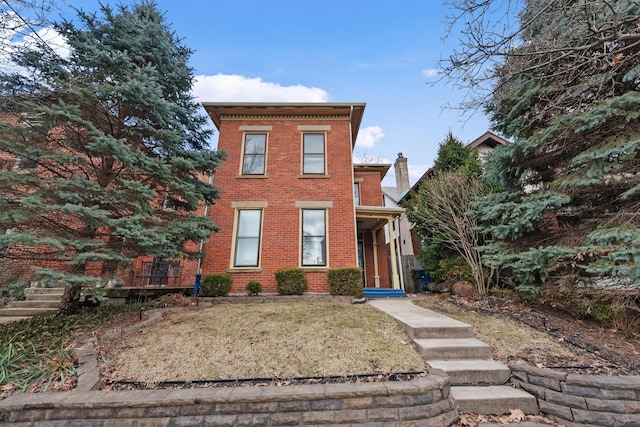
left=23, top=1, right=493, bottom=185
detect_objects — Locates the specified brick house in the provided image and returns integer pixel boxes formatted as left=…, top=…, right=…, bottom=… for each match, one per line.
left=199, top=102, right=404, bottom=293
left=1, top=103, right=404, bottom=293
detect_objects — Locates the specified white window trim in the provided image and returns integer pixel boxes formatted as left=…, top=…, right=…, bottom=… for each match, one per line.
left=240, top=132, right=268, bottom=176
left=229, top=205, right=266, bottom=270
left=299, top=208, right=329, bottom=268
left=301, top=132, right=327, bottom=175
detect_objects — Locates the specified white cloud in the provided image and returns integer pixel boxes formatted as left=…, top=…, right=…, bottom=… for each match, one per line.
left=33, top=27, right=70, bottom=59
left=422, top=68, right=441, bottom=77
left=0, top=20, right=70, bottom=73
left=408, top=163, right=432, bottom=184
left=193, top=74, right=329, bottom=102
left=355, top=125, right=384, bottom=149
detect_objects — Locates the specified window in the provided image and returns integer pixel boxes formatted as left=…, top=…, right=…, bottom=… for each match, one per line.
left=234, top=209, right=262, bottom=267
left=303, top=133, right=325, bottom=174
left=1, top=229, right=13, bottom=257
left=301, top=209, right=326, bottom=266
left=242, top=133, right=266, bottom=175
left=162, top=187, right=183, bottom=211
left=13, top=154, right=39, bottom=172
left=354, top=183, right=361, bottom=206
left=162, top=195, right=179, bottom=211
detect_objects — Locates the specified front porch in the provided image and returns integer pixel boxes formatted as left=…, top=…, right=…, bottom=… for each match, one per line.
left=355, top=205, right=404, bottom=290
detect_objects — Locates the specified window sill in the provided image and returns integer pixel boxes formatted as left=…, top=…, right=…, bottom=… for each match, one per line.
left=236, top=175, right=268, bottom=179
left=298, top=174, right=330, bottom=179
left=227, top=267, right=262, bottom=273
left=300, top=266, right=328, bottom=272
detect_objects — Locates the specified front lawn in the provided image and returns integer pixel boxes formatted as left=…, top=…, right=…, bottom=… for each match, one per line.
left=100, top=300, right=426, bottom=383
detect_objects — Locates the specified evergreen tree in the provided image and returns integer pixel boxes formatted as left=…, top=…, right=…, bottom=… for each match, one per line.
left=0, top=1, right=223, bottom=308
left=433, top=130, right=483, bottom=178
left=445, top=1, right=640, bottom=291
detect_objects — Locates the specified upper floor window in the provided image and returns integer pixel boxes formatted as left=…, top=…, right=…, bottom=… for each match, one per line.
left=302, top=133, right=325, bottom=174
left=13, top=153, right=39, bottom=172
left=234, top=209, right=263, bottom=267
left=301, top=209, right=326, bottom=266
left=354, top=183, right=361, bottom=206
left=242, top=133, right=266, bottom=175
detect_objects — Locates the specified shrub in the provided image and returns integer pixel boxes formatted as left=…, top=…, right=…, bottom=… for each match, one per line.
left=275, top=268, right=307, bottom=295
left=438, top=255, right=474, bottom=283
left=246, top=281, right=262, bottom=296
left=0, top=280, right=27, bottom=308
left=328, top=267, right=363, bottom=297
left=200, top=274, right=232, bottom=297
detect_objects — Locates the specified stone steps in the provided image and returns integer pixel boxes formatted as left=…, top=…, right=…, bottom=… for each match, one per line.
left=368, top=298, right=539, bottom=416
left=0, top=307, right=59, bottom=316
left=451, top=385, right=539, bottom=415
left=428, top=359, right=512, bottom=385
left=414, top=337, right=493, bottom=360
left=10, top=300, right=61, bottom=308
left=0, top=287, right=64, bottom=320
left=24, top=287, right=65, bottom=296
left=408, top=322, right=474, bottom=339
left=26, top=293, right=64, bottom=301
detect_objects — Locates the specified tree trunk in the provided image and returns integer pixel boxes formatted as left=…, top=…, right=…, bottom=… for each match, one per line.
left=59, top=285, right=83, bottom=314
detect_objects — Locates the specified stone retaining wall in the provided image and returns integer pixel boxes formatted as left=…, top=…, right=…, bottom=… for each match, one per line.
left=0, top=372, right=459, bottom=427
left=511, top=363, right=640, bottom=427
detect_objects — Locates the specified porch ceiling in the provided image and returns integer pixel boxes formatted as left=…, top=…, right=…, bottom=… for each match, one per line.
left=355, top=206, right=404, bottom=231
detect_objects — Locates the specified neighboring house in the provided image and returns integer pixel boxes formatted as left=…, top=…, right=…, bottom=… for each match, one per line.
left=199, top=102, right=404, bottom=294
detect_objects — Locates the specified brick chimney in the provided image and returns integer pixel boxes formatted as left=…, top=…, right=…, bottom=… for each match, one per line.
left=394, top=153, right=410, bottom=193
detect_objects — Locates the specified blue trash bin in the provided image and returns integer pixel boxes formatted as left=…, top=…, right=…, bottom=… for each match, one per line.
left=411, top=268, right=428, bottom=292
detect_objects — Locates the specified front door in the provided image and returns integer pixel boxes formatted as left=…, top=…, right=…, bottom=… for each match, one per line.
left=357, top=235, right=366, bottom=287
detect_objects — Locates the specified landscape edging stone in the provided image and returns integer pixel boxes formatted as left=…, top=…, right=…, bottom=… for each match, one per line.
left=511, top=363, right=640, bottom=427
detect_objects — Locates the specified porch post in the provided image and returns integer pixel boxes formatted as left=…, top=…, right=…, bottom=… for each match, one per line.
left=372, top=228, right=381, bottom=287
left=387, top=217, right=400, bottom=289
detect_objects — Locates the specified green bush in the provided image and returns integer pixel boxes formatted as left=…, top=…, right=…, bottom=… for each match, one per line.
left=416, top=241, right=447, bottom=282
left=246, top=281, right=262, bottom=296
left=200, top=274, right=232, bottom=297
left=275, top=268, right=307, bottom=295
left=328, top=267, right=363, bottom=297
left=0, top=280, right=27, bottom=308
left=438, top=255, right=474, bottom=283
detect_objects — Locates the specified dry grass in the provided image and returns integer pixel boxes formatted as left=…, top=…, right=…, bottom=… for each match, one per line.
left=105, top=300, right=426, bottom=383
left=415, top=296, right=581, bottom=366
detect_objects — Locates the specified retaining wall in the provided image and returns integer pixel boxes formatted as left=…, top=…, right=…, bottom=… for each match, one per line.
left=0, top=372, right=459, bottom=427
left=511, top=363, right=640, bottom=427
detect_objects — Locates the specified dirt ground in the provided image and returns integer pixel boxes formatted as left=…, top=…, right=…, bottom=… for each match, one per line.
left=417, top=293, right=639, bottom=376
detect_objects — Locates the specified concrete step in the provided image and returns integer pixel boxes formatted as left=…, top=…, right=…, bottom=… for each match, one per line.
left=25, top=293, right=64, bottom=302
left=10, top=300, right=60, bottom=309
left=451, top=385, right=539, bottom=415
left=0, top=307, right=58, bottom=317
left=368, top=299, right=475, bottom=339
left=428, top=359, right=512, bottom=385
left=0, top=316, right=31, bottom=324
left=415, top=338, right=492, bottom=360
left=24, top=287, right=65, bottom=296
left=409, top=323, right=474, bottom=339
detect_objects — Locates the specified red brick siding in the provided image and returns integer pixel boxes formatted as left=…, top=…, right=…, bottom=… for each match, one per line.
left=202, top=118, right=357, bottom=293
left=355, top=172, right=385, bottom=207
